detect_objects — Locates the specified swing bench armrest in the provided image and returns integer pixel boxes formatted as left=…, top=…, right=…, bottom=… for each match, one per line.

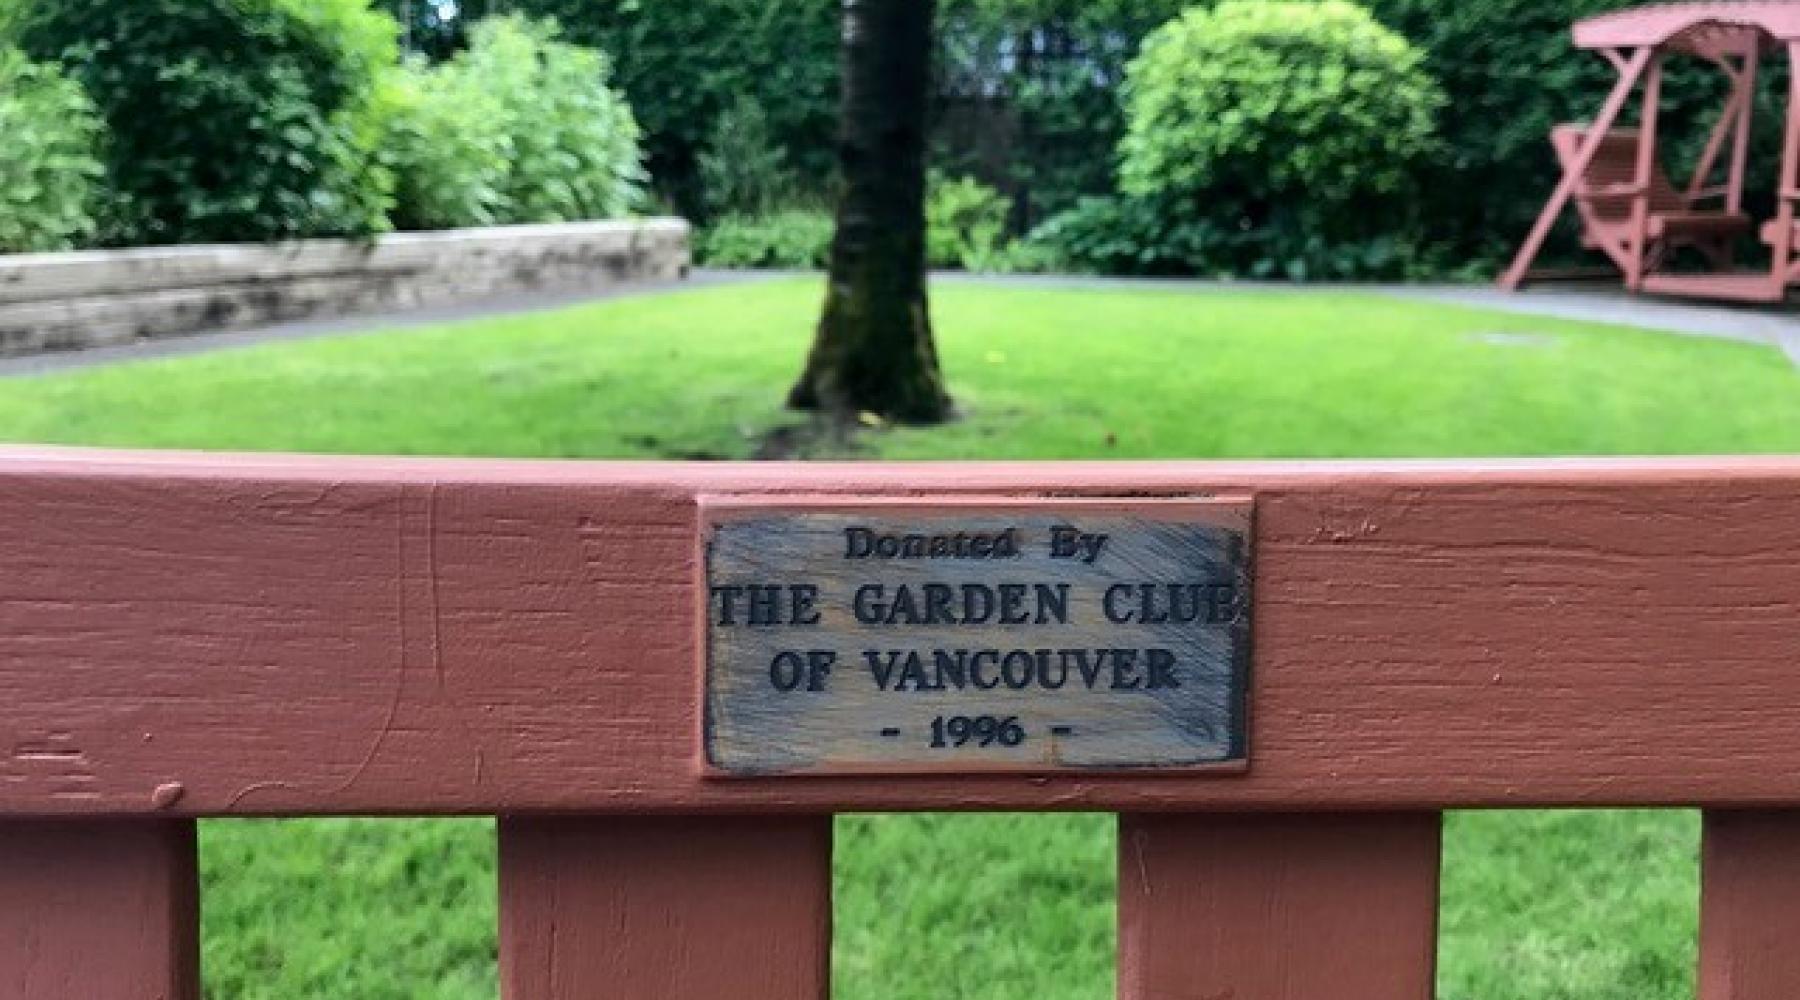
left=1685, top=185, right=1730, bottom=203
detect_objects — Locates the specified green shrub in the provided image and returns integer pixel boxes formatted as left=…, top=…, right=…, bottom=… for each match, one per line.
left=1122, top=0, right=1442, bottom=214
left=700, top=176, right=1019, bottom=272
left=1115, top=0, right=1443, bottom=278
left=363, top=57, right=508, bottom=231
left=1028, top=193, right=1439, bottom=281
left=698, top=208, right=834, bottom=269
left=0, top=46, right=104, bottom=253
left=926, top=172, right=1010, bottom=270
left=460, top=16, right=645, bottom=225
left=699, top=96, right=798, bottom=218
left=1024, top=196, right=1174, bottom=275
left=373, top=15, right=644, bottom=231
left=961, top=237, right=1067, bottom=275
left=8, top=0, right=399, bottom=245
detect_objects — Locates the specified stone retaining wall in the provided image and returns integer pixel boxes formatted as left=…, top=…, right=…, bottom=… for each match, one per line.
left=0, top=219, right=690, bottom=356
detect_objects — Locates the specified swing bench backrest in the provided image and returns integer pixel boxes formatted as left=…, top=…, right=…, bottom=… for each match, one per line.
left=1551, top=124, right=1694, bottom=227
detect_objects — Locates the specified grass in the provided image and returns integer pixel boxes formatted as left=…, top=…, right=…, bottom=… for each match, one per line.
left=3, top=279, right=1797, bottom=459
left=2, top=276, right=1794, bottom=1000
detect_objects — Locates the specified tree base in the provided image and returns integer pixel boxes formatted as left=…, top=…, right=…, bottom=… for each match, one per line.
left=788, top=285, right=952, bottom=425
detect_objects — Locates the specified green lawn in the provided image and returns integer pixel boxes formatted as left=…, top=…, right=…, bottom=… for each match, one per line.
left=2, top=277, right=1794, bottom=1000
left=4, top=279, right=1796, bottom=459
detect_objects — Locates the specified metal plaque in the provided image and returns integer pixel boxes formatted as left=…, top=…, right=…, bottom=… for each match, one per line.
left=701, top=497, right=1252, bottom=776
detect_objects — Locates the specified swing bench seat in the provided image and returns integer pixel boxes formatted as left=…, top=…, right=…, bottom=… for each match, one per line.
left=1553, top=124, right=1752, bottom=265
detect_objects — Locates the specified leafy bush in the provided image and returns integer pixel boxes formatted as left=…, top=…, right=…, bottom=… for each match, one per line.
left=511, top=0, right=839, bottom=215
left=926, top=172, right=1009, bottom=269
left=363, top=57, right=507, bottom=231
left=1028, top=194, right=1440, bottom=281
left=0, top=47, right=104, bottom=252
left=700, top=175, right=1023, bottom=273
left=372, top=15, right=644, bottom=231
left=961, top=237, right=1067, bottom=275
left=698, top=208, right=834, bottom=269
left=1024, top=196, right=1174, bottom=275
left=700, top=96, right=798, bottom=218
left=1122, top=0, right=1442, bottom=214
left=1113, top=0, right=1444, bottom=278
left=8, top=0, right=399, bottom=245
left=460, top=16, right=644, bottom=225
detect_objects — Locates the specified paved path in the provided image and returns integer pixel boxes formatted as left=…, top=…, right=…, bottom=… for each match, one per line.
left=1385, top=283, right=1799, bottom=363
left=1, top=269, right=1793, bottom=377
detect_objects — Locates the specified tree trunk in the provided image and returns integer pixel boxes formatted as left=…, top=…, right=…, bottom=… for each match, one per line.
left=789, top=0, right=952, bottom=424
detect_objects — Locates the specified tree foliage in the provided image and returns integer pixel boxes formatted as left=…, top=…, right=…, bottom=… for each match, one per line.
left=508, top=0, right=1182, bottom=225
left=699, top=97, right=798, bottom=217
left=934, top=0, right=1189, bottom=226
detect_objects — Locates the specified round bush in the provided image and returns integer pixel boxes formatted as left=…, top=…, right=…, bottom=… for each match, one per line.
left=0, top=47, right=104, bottom=252
left=8, top=0, right=398, bottom=245
left=1119, top=0, right=1443, bottom=215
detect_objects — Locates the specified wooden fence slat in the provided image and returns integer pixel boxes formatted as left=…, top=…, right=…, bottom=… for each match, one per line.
left=1118, top=812, right=1440, bottom=1000
left=1700, top=810, right=1800, bottom=1000
left=499, top=816, right=831, bottom=1000
left=0, top=821, right=199, bottom=1000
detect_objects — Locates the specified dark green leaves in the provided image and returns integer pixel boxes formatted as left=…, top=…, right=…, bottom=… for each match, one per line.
left=9, top=0, right=398, bottom=245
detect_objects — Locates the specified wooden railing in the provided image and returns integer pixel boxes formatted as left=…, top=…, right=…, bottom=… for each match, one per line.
left=3, top=448, right=1800, bottom=999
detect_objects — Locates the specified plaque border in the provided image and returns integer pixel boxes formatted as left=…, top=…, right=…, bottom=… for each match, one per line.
left=696, top=493, right=1255, bottom=779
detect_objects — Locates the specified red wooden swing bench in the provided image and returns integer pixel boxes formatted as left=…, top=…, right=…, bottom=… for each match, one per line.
left=5, top=447, right=1800, bottom=998
left=1550, top=124, right=1751, bottom=272
left=1503, top=2, right=1800, bottom=304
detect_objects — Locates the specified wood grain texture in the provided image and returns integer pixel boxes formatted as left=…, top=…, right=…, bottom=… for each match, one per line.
left=704, top=498, right=1251, bottom=775
left=1700, top=810, right=1800, bottom=1000
left=499, top=816, right=830, bottom=1000
left=1118, top=812, right=1440, bottom=1000
left=4, top=448, right=1800, bottom=814
left=0, top=821, right=199, bottom=1000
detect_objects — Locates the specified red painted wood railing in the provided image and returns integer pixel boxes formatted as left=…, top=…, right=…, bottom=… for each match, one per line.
left=3, top=448, right=1799, bottom=999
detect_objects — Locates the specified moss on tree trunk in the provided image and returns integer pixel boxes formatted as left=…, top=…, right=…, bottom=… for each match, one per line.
left=789, top=0, right=952, bottom=425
